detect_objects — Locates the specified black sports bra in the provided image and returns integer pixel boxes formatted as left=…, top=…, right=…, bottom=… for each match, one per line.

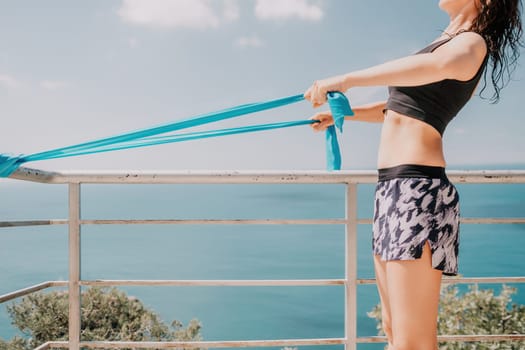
left=384, top=34, right=488, bottom=135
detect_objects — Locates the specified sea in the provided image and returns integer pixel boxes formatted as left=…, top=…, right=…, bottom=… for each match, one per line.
left=1, top=167, right=524, bottom=350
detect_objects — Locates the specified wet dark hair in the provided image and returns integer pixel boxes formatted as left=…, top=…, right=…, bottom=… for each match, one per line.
left=471, top=0, right=524, bottom=103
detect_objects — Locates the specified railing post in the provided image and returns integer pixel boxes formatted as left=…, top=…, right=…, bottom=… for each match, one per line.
left=345, top=183, right=358, bottom=350
left=68, top=183, right=81, bottom=350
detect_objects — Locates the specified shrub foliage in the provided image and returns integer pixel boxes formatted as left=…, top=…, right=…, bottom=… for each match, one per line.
left=0, top=287, right=201, bottom=350
left=368, top=284, right=525, bottom=350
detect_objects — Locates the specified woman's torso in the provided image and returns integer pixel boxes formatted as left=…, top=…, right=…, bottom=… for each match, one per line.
left=378, top=33, right=487, bottom=169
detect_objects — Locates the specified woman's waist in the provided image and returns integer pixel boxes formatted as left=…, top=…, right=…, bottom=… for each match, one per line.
left=377, top=144, right=446, bottom=169
left=377, top=164, right=447, bottom=182
left=379, top=111, right=445, bottom=165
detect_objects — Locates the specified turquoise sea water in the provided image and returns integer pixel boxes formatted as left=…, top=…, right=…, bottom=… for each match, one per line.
left=1, top=174, right=524, bottom=350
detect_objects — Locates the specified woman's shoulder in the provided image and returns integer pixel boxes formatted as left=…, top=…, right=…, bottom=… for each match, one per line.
left=448, top=31, right=487, bottom=56
left=431, top=31, right=488, bottom=81
left=426, top=31, right=486, bottom=56
left=431, top=31, right=487, bottom=67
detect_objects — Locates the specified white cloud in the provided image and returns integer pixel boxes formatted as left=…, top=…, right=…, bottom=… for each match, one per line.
left=118, top=0, right=239, bottom=30
left=223, top=0, right=240, bottom=22
left=255, top=0, right=323, bottom=21
left=0, top=74, right=21, bottom=89
left=40, top=80, right=69, bottom=90
left=235, top=35, right=264, bottom=48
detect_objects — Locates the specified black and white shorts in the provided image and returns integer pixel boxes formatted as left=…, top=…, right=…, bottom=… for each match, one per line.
left=372, top=164, right=460, bottom=276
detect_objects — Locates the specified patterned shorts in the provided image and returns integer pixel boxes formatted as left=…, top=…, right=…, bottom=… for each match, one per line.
left=372, top=164, right=460, bottom=276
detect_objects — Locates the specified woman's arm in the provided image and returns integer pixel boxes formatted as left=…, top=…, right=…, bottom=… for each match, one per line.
left=311, top=100, right=386, bottom=132
left=305, top=32, right=487, bottom=107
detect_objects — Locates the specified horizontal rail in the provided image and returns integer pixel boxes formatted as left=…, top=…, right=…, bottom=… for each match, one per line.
left=0, top=220, right=68, bottom=228
left=44, top=339, right=345, bottom=349
left=72, top=277, right=525, bottom=287
left=10, top=167, right=525, bottom=184
left=0, top=281, right=67, bottom=303
left=357, top=276, right=525, bottom=285
left=359, top=218, right=525, bottom=225
left=361, top=335, right=525, bottom=343
left=443, top=277, right=525, bottom=284
left=4, top=275, right=524, bottom=305
left=2, top=217, right=524, bottom=229
left=80, top=219, right=348, bottom=225
left=81, top=279, right=345, bottom=287
left=11, top=167, right=378, bottom=184
left=460, top=218, right=525, bottom=224
left=72, top=218, right=525, bottom=225
left=38, top=334, right=525, bottom=349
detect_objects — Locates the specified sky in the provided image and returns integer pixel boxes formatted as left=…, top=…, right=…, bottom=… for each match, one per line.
left=0, top=0, right=524, bottom=177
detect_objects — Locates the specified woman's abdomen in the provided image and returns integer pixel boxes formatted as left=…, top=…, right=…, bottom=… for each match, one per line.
left=377, top=110, right=446, bottom=168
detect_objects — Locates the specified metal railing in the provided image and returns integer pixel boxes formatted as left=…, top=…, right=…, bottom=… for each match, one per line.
left=1, top=166, right=525, bottom=350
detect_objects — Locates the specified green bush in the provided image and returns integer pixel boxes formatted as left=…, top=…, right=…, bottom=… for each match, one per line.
left=0, top=287, right=201, bottom=350
left=368, top=284, right=525, bottom=350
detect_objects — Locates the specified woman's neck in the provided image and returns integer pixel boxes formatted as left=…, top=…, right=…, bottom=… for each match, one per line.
left=445, top=16, right=474, bottom=36
left=444, top=3, right=478, bottom=35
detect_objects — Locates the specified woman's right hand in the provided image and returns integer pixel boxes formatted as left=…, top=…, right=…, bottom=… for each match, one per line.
left=310, top=111, right=334, bottom=132
left=304, top=75, right=347, bottom=108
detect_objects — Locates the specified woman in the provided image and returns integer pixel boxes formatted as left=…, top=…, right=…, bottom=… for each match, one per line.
left=304, top=1, right=523, bottom=350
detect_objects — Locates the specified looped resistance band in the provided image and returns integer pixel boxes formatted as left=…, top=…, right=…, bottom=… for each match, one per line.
left=0, top=92, right=353, bottom=177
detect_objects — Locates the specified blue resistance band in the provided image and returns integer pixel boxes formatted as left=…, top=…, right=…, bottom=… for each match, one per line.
left=0, top=92, right=353, bottom=177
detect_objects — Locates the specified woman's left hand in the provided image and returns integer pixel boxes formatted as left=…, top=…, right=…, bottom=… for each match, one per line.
left=304, top=75, right=347, bottom=108
left=309, top=111, right=334, bottom=132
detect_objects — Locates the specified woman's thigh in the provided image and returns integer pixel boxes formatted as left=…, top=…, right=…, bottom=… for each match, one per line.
left=374, top=255, right=393, bottom=344
left=386, top=243, right=442, bottom=349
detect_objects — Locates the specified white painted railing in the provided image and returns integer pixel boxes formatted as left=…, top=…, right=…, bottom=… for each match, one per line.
left=1, top=167, right=525, bottom=350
